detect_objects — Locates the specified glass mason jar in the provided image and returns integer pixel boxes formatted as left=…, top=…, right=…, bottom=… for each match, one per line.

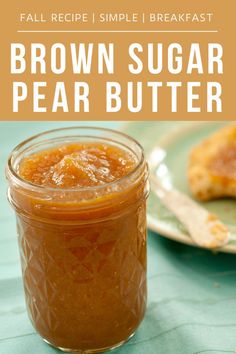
left=6, top=127, right=149, bottom=353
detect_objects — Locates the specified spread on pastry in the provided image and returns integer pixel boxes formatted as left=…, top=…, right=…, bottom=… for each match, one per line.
left=188, top=124, right=236, bottom=201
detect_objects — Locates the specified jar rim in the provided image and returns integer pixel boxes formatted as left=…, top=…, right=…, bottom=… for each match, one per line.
left=6, top=126, right=145, bottom=194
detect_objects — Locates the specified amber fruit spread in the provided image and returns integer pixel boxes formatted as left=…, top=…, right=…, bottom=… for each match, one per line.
left=19, top=142, right=137, bottom=188
left=210, top=143, right=236, bottom=180
left=10, top=140, right=148, bottom=352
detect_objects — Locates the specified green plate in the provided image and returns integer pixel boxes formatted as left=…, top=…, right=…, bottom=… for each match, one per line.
left=123, top=121, right=236, bottom=253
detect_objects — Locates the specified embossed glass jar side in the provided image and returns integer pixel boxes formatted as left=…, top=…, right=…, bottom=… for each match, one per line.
left=6, top=127, right=149, bottom=353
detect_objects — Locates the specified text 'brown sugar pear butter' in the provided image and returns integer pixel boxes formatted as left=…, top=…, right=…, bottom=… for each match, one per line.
left=6, top=127, right=149, bottom=353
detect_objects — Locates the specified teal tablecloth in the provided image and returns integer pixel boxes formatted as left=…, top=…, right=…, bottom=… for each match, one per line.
left=1, top=122, right=236, bottom=354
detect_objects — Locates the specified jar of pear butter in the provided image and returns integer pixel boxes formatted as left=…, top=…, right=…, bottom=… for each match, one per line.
left=6, top=127, right=149, bottom=353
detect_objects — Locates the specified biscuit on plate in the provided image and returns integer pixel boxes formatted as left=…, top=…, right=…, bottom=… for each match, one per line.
left=188, top=124, right=236, bottom=201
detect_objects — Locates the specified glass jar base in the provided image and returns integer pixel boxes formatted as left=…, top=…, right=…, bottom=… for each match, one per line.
left=43, top=332, right=135, bottom=353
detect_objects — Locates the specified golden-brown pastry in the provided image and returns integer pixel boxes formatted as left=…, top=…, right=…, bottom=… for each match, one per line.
left=188, top=124, right=236, bottom=201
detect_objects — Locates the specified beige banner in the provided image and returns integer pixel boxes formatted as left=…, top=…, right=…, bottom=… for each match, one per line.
left=0, top=0, right=235, bottom=120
